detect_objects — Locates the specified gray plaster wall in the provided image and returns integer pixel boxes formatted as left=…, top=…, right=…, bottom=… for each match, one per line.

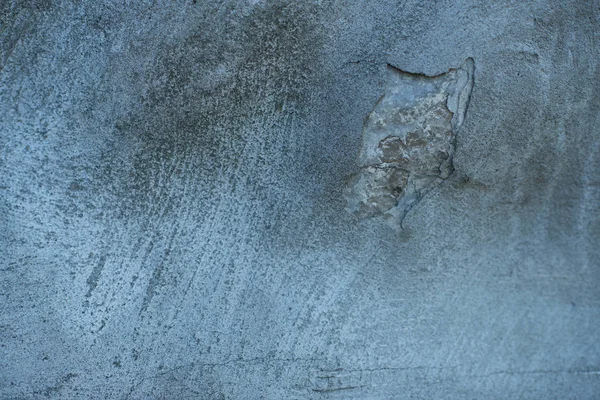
left=1, top=0, right=599, bottom=398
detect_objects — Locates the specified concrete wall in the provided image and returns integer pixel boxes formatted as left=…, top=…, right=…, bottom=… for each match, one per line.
left=1, top=1, right=599, bottom=398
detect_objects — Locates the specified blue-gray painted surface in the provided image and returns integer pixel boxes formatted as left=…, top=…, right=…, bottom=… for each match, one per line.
left=1, top=1, right=599, bottom=398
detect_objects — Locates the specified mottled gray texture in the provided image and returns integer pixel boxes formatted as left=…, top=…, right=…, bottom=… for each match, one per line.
left=1, top=1, right=599, bottom=399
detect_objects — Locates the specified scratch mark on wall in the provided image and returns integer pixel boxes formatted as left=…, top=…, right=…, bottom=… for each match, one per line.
left=85, top=255, right=107, bottom=298
left=140, top=226, right=178, bottom=314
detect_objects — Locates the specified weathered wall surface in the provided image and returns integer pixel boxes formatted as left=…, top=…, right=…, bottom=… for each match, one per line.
left=1, top=1, right=599, bottom=398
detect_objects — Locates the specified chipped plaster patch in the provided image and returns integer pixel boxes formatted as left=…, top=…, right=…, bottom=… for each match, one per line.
left=344, top=58, right=474, bottom=223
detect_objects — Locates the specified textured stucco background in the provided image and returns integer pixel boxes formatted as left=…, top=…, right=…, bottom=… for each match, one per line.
left=1, top=1, right=599, bottom=398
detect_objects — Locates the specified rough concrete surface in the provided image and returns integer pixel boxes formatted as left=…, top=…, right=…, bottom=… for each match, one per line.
left=1, top=0, right=599, bottom=399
